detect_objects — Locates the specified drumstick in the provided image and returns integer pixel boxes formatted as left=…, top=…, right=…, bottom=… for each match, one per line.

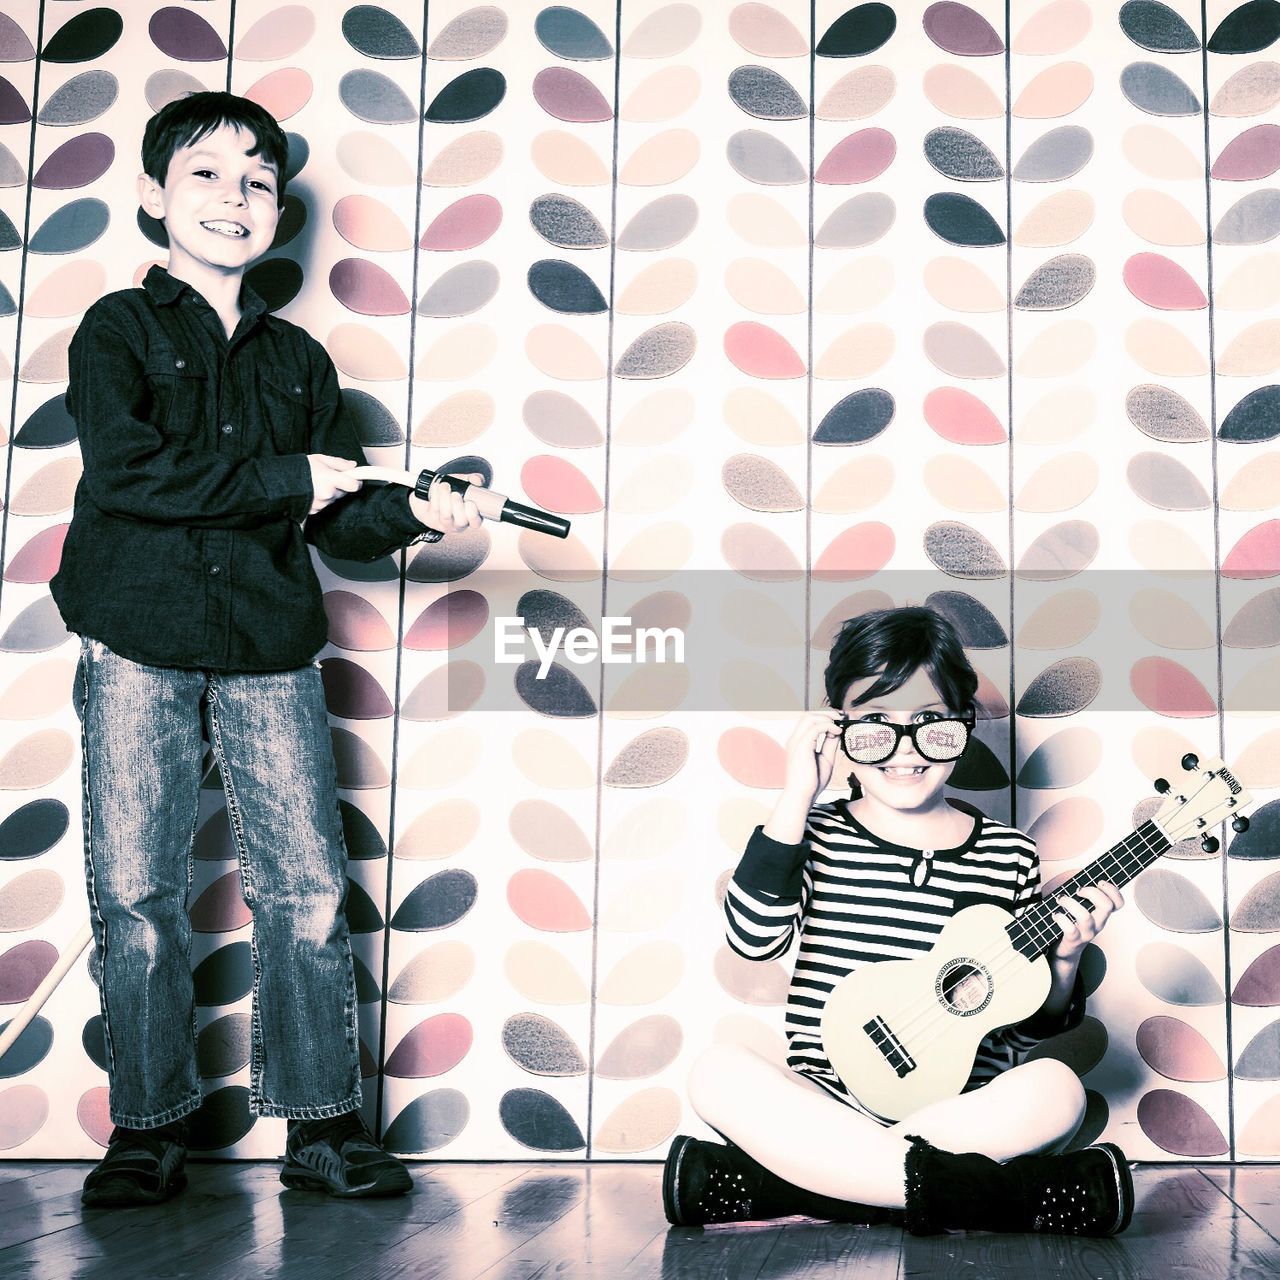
left=0, top=920, right=93, bottom=1060
left=0, top=755, right=222, bottom=1064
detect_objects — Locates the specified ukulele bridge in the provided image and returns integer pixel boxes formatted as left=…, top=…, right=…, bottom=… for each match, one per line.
left=862, top=1016, right=917, bottom=1079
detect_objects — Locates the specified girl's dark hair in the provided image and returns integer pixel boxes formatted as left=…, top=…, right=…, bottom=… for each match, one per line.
left=824, top=606, right=978, bottom=716
left=142, top=92, right=289, bottom=205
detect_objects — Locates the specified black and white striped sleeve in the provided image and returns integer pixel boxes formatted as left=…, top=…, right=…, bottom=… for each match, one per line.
left=724, top=825, right=811, bottom=961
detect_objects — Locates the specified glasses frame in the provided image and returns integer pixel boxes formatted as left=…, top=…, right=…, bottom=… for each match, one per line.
left=835, top=713, right=976, bottom=765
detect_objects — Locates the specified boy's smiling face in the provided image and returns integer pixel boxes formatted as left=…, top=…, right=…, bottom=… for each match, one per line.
left=138, top=122, right=281, bottom=288
left=839, top=666, right=960, bottom=817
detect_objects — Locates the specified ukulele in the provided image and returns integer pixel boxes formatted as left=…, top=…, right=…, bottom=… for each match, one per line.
left=820, top=752, right=1253, bottom=1122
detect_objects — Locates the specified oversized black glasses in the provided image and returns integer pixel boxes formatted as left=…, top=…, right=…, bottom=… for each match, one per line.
left=836, top=715, right=974, bottom=765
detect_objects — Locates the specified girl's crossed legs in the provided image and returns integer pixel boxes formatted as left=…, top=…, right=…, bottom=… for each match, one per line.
left=688, top=1041, right=1086, bottom=1208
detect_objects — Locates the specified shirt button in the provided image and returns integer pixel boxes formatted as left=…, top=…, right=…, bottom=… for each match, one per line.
left=221, top=422, right=234, bottom=435
left=174, top=358, right=186, bottom=369
left=292, top=385, right=303, bottom=396
left=208, top=564, right=222, bottom=576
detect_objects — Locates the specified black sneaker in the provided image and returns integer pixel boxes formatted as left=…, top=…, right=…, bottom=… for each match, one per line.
left=281, top=1110, right=412, bottom=1198
left=81, top=1121, right=188, bottom=1208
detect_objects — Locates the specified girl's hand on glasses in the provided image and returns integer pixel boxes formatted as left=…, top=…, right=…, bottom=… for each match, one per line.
left=782, top=709, right=845, bottom=803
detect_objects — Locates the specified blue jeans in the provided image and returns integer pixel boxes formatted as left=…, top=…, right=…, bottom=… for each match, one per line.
left=75, top=638, right=362, bottom=1127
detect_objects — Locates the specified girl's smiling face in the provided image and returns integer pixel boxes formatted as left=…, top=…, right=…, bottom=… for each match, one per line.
left=839, top=666, right=962, bottom=816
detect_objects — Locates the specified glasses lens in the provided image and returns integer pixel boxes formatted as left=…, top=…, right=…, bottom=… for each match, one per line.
left=842, top=722, right=897, bottom=763
left=915, top=720, right=969, bottom=762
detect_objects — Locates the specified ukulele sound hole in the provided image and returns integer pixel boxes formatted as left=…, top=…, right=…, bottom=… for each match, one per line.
left=936, top=958, right=993, bottom=1017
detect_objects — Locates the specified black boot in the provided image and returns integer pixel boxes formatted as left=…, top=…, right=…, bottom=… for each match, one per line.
left=902, top=1135, right=1134, bottom=1237
left=662, top=1134, right=889, bottom=1227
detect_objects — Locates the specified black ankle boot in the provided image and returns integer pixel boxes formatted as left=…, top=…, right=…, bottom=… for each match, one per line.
left=662, top=1134, right=889, bottom=1227
left=902, top=1135, right=1134, bottom=1237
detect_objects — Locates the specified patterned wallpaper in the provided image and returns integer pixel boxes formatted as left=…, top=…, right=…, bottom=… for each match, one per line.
left=1, top=0, right=1279, bottom=1162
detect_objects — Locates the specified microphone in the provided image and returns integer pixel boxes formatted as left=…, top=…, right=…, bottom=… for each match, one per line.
left=346, top=466, right=571, bottom=539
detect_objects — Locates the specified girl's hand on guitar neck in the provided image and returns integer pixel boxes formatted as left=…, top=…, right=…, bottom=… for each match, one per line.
left=762, top=710, right=845, bottom=845
left=1049, top=882, right=1124, bottom=964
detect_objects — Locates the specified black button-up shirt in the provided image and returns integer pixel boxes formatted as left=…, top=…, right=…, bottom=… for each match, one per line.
left=51, top=266, right=429, bottom=672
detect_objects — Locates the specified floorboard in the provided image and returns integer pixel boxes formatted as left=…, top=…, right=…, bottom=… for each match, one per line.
left=2, top=1159, right=1279, bottom=1279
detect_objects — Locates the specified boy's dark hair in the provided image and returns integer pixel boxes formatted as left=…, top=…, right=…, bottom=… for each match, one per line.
left=142, top=91, right=289, bottom=205
left=824, top=606, right=979, bottom=716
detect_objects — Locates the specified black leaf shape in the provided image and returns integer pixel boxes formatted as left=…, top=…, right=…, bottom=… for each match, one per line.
left=527, top=259, right=607, bottom=313
left=1220, top=385, right=1280, bottom=442
left=812, top=388, right=895, bottom=444
left=817, top=3, right=897, bottom=57
left=1208, top=0, right=1280, bottom=53
left=426, top=67, right=507, bottom=123
left=42, top=8, right=123, bottom=63
left=924, top=192, right=1005, bottom=246
left=1119, top=0, right=1201, bottom=53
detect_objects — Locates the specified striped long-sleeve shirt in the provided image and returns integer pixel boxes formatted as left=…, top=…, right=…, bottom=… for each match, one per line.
left=725, top=798, right=1084, bottom=1122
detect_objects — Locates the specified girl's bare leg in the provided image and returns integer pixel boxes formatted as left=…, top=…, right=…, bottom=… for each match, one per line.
left=687, top=1044, right=1086, bottom=1206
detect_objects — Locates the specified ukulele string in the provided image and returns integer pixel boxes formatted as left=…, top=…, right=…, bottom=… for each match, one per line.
left=843, top=822, right=1169, bottom=1064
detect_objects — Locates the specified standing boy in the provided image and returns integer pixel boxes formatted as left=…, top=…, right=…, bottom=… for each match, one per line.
left=51, top=92, right=477, bottom=1206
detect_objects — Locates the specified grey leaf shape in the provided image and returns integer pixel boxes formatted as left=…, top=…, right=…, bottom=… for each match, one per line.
left=1136, top=942, right=1223, bottom=1006
left=338, top=68, right=417, bottom=124
left=1135, top=868, right=1223, bottom=933
left=815, top=192, right=895, bottom=248
left=1126, top=452, right=1211, bottom=510
left=1015, top=657, right=1101, bottom=718
left=617, top=194, right=698, bottom=251
left=37, top=69, right=117, bottom=126
left=1121, top=62, right=1201, bottom=117
left=727, top=129, right=807, bottom=185
left=502, top=1012, right=587, bottom=1075
left=614, top=321, right=696, bottom=379
left=417, top=260, right=500, bottom=317
left=924, top=521, right=1008, bottom=580
left=1126, top=383, right=1210, bottom=442
left=529, top=194, right=609, bottom=249
left=728, top=65, right=806, bottom=120
left=1236, top=1020, right=1280, bottom=1080
left=1014, top=253, right=1096, bottom=310
left=924, top=126, right=1004, bottom=182
left=1016, top=520, right=1099, bottom=581
left=0, top=141, right=23, bottom=187
left=1214, top=189, right=1280, bottom=245
left=1013, top=126, right=1094, bottom=182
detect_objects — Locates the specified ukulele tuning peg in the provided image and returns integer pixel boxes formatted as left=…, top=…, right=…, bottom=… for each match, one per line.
left=1181, top=753, right=1200, bottom=771
left=1200, top=834, right=1220, bottom=854
left=1233, top=815, right=1251, bottom=834
left=1154, top=778, right=1170, bottom=794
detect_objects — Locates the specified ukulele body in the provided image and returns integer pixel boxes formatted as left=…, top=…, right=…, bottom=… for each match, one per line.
left=820, top=903, right=1053, bottom=1122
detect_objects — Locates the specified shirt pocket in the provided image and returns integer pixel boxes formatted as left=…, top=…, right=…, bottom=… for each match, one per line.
left=143, top=351, right=207, bottom=436
left=258, top=367, right=312, bottom=454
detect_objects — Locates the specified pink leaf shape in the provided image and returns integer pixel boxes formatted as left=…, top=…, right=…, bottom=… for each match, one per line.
left=404, top=590, right=490, bottom=651
left=243, top=67, right=312, bottom=122
left=329, top=258, right=411, bottom=316
left=717, top=726, right=786, bottom=789
left=1212, top=124, right=1280, bottom=182
left=507, top=868, right=592, bottom=932
left=1136, top=1015, right=1226, bottom=1082
left=724, top=321, right=806, bottom=379
left=520, top=455, right=603, bottom=515
left=1123, top=253, right=1208, bottom=311
left=1223, top=520, right=1280, bottom=580
left=384, top=1013, right=473, bottom=1078
left=1130, top=657, right=1216, bottom=718
left=923, top=387, right=1006, bottom=444
left=533, top=67, right=612, bottom=123
left=324, top=591, right=395, bottom=652
left=1136, top=1088, right=1227, bottom=1157
left=813, top=522, right=896, bottom=580
left=924, top=2, right=1005, bottom=56
left=815, top=128, right=896, bottom=185
left=4, top=524, right=68, bottom=585
left=420, top=194, right=502, bottom=251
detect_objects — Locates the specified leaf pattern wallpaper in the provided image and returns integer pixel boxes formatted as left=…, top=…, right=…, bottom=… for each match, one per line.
left=1, top=0, right=1279, bottom=1162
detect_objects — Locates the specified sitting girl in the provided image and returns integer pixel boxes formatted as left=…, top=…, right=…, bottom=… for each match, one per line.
left=663, top=606, right=1131, bottom=1237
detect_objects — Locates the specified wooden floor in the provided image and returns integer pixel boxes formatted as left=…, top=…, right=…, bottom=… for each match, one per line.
left=1, top=1160, right=1278, bottom=1279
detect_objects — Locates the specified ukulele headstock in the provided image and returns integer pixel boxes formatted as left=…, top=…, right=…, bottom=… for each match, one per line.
left=1152, top=753, right=1253, bottom=850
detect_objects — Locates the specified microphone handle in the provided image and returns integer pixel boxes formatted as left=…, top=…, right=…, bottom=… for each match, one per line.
left=414, top=469, right=571, bottom=539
